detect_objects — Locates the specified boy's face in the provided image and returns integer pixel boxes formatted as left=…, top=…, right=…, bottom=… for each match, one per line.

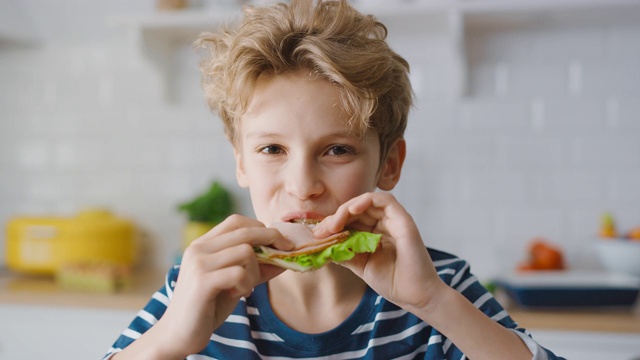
left=234, top=71, right=394, bottom=225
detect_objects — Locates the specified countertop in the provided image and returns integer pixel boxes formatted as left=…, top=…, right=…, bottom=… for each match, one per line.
left=0, top=267, right=164, bottom=310
left=1, top=268, right=639, bottom=333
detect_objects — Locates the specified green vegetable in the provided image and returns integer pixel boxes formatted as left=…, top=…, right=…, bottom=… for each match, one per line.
left=178, top=181, right=234, bottom=223
left=284, top=231, right=381, bottom=269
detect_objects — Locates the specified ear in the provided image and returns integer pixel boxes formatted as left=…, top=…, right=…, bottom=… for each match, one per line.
left=377, top=138, right=406, bottom=191
left=234, top=147, right=249, bottom=188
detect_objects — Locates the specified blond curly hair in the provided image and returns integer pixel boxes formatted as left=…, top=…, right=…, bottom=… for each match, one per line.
left=196, top=0, right=412, bottom=161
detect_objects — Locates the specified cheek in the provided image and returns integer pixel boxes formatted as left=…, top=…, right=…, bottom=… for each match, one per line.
left=247, top=164, right=280, bottom=195
left=247, top=171, right=275, bottom=196
left=247, top=181, right=275, bottom=221
left=332, top=164, right=379, bottom=198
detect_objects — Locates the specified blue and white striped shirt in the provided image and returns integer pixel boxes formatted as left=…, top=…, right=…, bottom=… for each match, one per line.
left=104, top=248, right=563, bottom=359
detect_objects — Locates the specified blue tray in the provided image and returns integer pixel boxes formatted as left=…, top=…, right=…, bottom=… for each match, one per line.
left=494, top=271, right=640, bottom=308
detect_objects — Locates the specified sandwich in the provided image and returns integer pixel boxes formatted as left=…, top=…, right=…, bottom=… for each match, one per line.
left=255, top=221, right=381, bottom=272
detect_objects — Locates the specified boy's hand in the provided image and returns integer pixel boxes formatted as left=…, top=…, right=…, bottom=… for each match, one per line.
left=314, top=192, right=447, bottom=314
left=152, top=215, right=294, bottom=357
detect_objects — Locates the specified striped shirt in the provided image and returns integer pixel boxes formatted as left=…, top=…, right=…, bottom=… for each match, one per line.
left=104, top=248, right=563, bottom=359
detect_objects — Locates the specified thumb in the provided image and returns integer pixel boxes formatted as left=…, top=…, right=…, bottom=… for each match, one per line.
left=259, top=264, right=287, bottom=283
left=338, top=253, right=370, bottom=278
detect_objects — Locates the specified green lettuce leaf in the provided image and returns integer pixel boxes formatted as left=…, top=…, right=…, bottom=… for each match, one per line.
left=283, top=231, right=381, bottom=269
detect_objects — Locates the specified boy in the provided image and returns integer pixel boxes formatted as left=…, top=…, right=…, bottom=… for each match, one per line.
left=105, top=1, right=562, bottom=359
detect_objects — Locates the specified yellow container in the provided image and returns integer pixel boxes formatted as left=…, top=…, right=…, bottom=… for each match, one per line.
left=182, top=221, right=215, bottom=251
left=5, top=209, right=136, bottom=275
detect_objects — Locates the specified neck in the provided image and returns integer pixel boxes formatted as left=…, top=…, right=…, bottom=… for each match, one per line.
left=267, top=264, right=367, bottom=333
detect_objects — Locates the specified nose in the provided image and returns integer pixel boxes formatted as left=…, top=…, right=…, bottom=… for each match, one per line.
left=284, top=154, right=324, bottom=200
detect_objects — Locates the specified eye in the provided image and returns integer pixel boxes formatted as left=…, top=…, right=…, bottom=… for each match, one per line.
left=326, top=145, right=356, bottom=156
left=258, top=145, right=284, bottom=155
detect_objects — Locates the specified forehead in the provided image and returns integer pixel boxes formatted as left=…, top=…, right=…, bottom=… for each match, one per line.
left=247, top=71, right=337, bottom=112
left=239, top=71, right=364, bottom=136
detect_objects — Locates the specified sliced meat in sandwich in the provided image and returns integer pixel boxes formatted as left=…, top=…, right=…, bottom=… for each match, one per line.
left=255, top=221, right=381, bottom=272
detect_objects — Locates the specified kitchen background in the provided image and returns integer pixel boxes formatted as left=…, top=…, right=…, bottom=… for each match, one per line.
left=1, top=0, right=640, bottom=282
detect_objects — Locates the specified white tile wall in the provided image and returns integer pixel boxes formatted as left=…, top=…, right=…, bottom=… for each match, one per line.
left=1, top=9, right=639, bottom=281
left=400, top=19, right=640, bottom=278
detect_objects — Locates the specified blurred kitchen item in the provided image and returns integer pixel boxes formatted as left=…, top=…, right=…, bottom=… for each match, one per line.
left=516, top=237, right=566, bottom=272
left=56, top=261, right=132, bottom=293
left=495, top=270, right=640, bottom=308
left=156, top=0, right=189, bottom=11
left=202, top=0, right=249, bottom=9
left=182, top=221, right=215, bottom=248
left=177, top=180, right=234, bottom=251
left=598, top=212, right=618, bottom=238
left=595, top=238, right=640, bottom=277
left=5, top=209, right=136, bottom=275
left=627, top=226, right=640, bottom=240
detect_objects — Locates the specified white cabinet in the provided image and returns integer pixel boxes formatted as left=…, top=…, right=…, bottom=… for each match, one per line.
left=0, top=0, right=38, bottom=44
left=0, top=304, right=136, bottom=360
left=108, top=0, right=640, bottom=101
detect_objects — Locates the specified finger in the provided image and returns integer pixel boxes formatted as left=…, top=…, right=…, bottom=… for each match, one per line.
left=346, top=192, right=396, bottom=218
left=201, top=214, right=261, bottom=237
left=182, top=233, right=292, bottom=298
left=314, top=193, right=380, bottom=236
left=196, top=215, right=294, bottom=250
left=227, top=255, right=262, bottom=298
left=202, top=265, right=259, bottom=299
left=190, top=226, right=294, bottom=255
left=313, top=196, right=365, bottom=235
left=258, top=264, right=287, bottom=283
left=338, top=252, right=371, bottom=278
left=200, top=247, right=262, bottom=298
left=198, top=243, right=257, bottom=273
left=350, top=193, right=416, bottom=239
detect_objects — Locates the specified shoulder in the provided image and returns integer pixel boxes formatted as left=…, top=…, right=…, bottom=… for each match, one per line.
left=427, top=247, right=482, bottom=293
left=427, top=247, right=460, bottom=262
left=156, top=264, right=181, bottom=301
left=167, top=264, right=180, bottom=283
left=167, top=265, right=180, bottom=288
left=428, top=247, right=470, bottom=274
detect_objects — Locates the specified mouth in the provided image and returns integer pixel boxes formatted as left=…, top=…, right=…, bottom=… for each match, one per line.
left=282, top=212, right=325, bottom=225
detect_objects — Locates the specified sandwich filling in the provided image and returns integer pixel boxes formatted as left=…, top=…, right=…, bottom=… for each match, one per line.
left=255, top=221, right=381, bottom=272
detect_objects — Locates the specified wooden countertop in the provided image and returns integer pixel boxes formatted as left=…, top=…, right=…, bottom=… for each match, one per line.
left=507, top=307, right=640, bottom=333
left=0, top=267, right=164, bottom=311
left=1, top=268, right=639, bottom=333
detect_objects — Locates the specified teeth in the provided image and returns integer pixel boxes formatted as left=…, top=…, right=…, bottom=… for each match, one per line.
left=291, top=219, right=319, bottom=225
